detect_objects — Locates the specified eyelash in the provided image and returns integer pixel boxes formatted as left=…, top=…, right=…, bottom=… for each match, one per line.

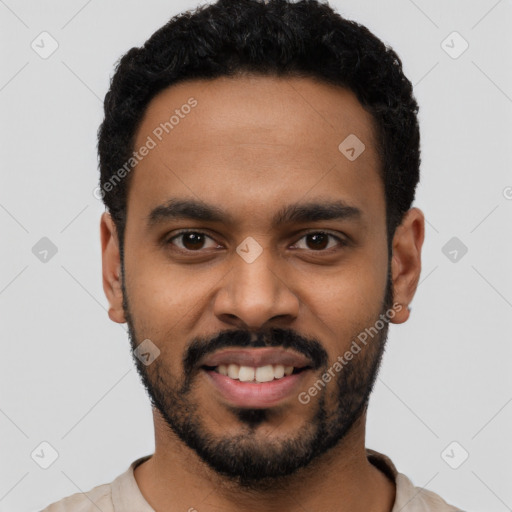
left=165, top=229, right=347, bottom=254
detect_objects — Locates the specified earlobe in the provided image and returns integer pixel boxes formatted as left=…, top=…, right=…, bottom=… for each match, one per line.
left=100, top=212, right=127, bottom=324
left=389, top=207, right=425, bottom=325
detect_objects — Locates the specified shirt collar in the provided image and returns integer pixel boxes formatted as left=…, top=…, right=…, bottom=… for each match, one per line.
left=112, top=449, right=410, bottom=512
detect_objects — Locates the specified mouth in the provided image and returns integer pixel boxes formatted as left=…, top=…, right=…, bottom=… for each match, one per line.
left=201, top=363, right=311, bottom=382
left=199, top=347, right=315, bottom=408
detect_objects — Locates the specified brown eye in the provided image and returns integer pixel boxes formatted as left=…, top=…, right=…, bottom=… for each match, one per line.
left=168, top=231, right=218, bottom=252
left=305, top=233, right=329, bottom=250
left=293, top=231, right=345, bottom=252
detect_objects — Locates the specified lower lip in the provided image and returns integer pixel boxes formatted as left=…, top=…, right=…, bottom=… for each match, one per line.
left=203, top=369, right=310, bottom=408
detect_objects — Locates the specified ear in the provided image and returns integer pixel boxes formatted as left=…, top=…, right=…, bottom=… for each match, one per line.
left=389, top=207, right=425, bottom=325
left=100, top=212, right=126, bottom=324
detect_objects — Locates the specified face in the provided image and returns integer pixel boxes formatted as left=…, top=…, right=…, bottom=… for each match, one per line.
left=101, top=74, right=424, bottom=487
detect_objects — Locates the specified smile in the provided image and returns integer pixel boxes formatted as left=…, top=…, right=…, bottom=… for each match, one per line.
left=202, top=365, right=312, bottom=408
left=204, top=363, right=309, bottom=382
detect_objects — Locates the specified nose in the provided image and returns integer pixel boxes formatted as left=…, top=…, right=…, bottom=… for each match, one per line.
left=213, top=243, right=300, bottom=330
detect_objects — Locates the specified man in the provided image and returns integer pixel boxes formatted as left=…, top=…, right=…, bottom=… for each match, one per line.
left=41, top=0, right=462, bottom=510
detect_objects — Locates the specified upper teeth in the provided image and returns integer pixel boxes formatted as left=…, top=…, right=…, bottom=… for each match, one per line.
left=215, top=364, right=295, bottom=382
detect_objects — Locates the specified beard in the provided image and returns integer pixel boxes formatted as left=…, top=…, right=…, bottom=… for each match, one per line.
left=122, top=264, right=394, bottom=490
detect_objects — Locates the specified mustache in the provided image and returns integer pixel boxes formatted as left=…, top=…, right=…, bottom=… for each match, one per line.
left=183, top=327, right=328, bottom=373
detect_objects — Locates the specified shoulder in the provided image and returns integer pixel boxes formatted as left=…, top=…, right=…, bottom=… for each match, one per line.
left=39, top=482, right=113, bottom=512
left=394, top=473, right=463, bottom=511
left=366, top=448, right=463, bottom=511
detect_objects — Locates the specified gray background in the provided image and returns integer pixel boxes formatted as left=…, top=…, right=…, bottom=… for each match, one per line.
left=1, top=1, right=511, bottom=511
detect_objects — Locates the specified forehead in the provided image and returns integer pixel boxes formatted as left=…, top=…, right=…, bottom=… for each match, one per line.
left=128, top=74, right=384, bottom=231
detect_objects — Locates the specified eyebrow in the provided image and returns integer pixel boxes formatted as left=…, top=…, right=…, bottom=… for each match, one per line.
left=147, top=197, right=363, bottom=230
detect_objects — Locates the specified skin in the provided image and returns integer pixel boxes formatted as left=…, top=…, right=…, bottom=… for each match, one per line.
left=101, top=75, right=424, bottom=511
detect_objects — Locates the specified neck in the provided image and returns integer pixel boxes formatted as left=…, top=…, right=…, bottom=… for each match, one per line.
left=134, top=410, right=396, bottom=512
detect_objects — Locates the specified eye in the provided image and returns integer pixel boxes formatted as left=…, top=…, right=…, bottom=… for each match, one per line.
left=166, top=229, right=347, bottom=254
left=167, top=230, right=220, bottom=252
left=292, top=231, right=346, bottom=252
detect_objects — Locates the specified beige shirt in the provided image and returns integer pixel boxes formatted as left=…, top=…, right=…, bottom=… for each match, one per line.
left=40, top=449, right=463, bottom=511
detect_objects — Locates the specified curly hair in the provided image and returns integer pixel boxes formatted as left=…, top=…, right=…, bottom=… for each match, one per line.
left=97, top=0, right=420, bottom=258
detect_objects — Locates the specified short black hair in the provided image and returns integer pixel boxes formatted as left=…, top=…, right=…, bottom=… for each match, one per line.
left=97, top=0, right=420, bottom=259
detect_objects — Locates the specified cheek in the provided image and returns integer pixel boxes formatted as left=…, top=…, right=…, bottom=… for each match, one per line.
left=304, top=250, right=388, bottom=349
left=124, top=248, right=219, bottom=333
left=131, top=272, right=195, bottom=322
